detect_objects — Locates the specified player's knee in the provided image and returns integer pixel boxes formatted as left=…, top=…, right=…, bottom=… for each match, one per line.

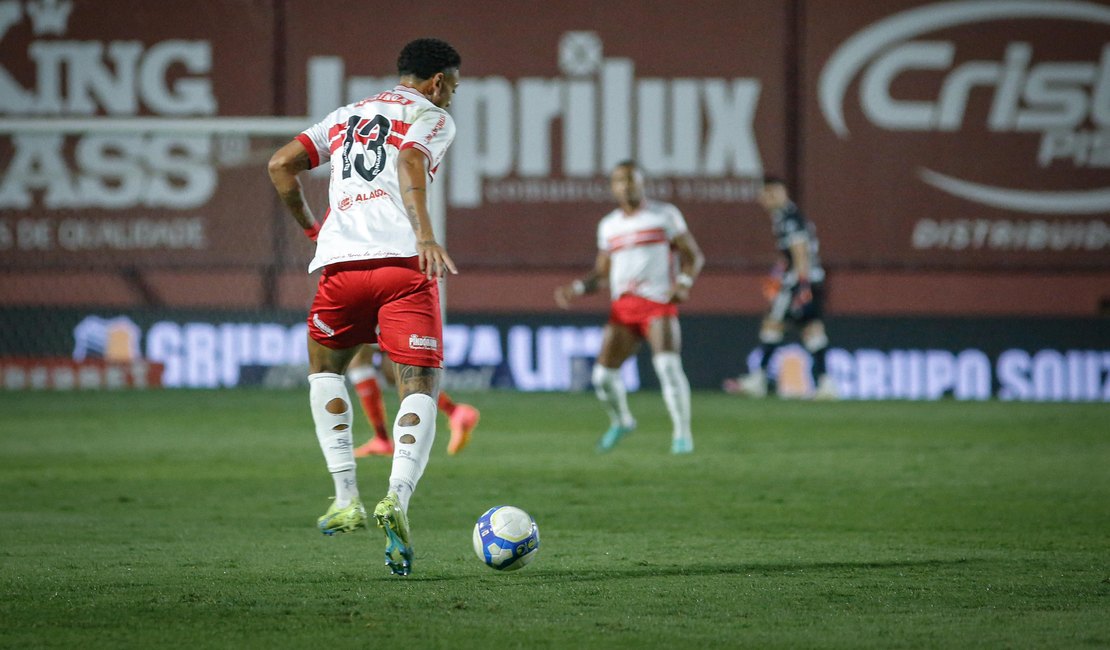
left=651, top=352, right=685, bottom=382
left=760, top=328, right=784, bottom=344
left=593, top=362, right=623, bottom=383
left=803, top=330, right=829, bottom=351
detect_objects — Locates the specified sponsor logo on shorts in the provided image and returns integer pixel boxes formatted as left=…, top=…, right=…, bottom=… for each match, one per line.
left=312, top=313, right=335, bottom=337
left=408, top=334, right=438, bottom=351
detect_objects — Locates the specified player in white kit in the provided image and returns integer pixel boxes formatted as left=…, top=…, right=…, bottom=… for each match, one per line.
left=555, top=161, right=704, bottom=454
left=267, top=38, right=460, bottom=576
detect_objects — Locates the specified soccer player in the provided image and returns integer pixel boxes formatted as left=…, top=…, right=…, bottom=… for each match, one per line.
left=555, top=161, right=704, bottom=454
left=267, top=38, right=461, bottom=576
left=725, top=176, right=838, bottom=399
left=291, top=207, right=478, bottom=458
left=349, top=345, right=479, bottom=457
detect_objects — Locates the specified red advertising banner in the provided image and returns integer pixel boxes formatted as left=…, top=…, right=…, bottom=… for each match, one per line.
left=0, top=0, right=280, bottom=269
left=281, top=0, right=790, bottom=271
left=802, top=0, right=1110, bottom=270
left=1, top=0, right=1105, bottom=315
left=1, top=357, right=163, bottom=389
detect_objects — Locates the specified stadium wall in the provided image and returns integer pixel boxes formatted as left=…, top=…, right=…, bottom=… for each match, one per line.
left=1, top=308, right=1106, bottom=401
left=0, top=0, right=1106, bottom=395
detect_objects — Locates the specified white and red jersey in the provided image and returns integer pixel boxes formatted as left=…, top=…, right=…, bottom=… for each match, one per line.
left=597, top=199, right=689, bottom=303
left=296, top=85, right=455, bottom=272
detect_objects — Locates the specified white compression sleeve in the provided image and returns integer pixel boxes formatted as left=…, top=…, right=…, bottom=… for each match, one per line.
left=652, top=352, right=692, bottom=442
left=592, top=363, right=634, bottom=428
left=309, top=372, right=358, bottom=505
left=388, top=393, right=437, bottom=513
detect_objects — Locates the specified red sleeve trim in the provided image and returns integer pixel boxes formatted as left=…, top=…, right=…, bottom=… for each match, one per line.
left=400, top=141, right=436, bottom=177
left=399, top=140, right=432, bottom=164
left=294, top=133, right=320, bottom=169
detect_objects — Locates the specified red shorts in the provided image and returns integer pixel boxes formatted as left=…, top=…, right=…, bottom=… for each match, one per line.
left=307, top=257, right=443, bottom=367
left=608, top=293, right=678, bottom=338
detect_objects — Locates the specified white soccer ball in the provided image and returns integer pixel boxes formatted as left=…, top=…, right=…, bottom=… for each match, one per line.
left=472, top=505, right=540, bottom=571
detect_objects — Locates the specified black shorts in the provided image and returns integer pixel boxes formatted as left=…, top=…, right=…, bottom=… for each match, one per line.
left=767, top=280, right=825, bottom=324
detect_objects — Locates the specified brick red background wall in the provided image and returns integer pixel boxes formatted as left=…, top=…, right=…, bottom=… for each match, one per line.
left=1, top=0, right=1106, bottom=316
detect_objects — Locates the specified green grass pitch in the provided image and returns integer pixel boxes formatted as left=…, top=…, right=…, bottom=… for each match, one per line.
left=1, top=389, right=1107, bottom=649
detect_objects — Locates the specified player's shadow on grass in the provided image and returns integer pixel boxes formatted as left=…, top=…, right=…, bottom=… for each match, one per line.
left=370, top=559, right=977, bottom=582
left=522, top=558, right=977, bottom=582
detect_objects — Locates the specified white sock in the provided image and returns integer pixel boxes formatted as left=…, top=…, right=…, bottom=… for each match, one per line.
left=652, top=352, right=692, bottom=443
left=309, top=372, right=358, bottom=507
left=345, top=362, right=379, bottom=385
left=388, top=393, right=437, bottom=513
left=592, top=363, right=635, bottom=428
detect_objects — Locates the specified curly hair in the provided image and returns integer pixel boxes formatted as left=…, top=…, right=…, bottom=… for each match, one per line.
left=397, top=39, right=461, bottom=79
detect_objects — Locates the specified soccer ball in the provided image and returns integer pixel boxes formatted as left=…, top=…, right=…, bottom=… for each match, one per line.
left=472, top=506, right=540, bottom=571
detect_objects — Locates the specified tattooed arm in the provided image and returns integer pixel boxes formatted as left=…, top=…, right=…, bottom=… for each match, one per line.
left=397, top=147, right=456, bottom=279
left=267, top=140, right=319, bottom=237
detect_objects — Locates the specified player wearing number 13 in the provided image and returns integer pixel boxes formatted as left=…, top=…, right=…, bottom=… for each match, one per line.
left=267, top=38, right=461, bottom=576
